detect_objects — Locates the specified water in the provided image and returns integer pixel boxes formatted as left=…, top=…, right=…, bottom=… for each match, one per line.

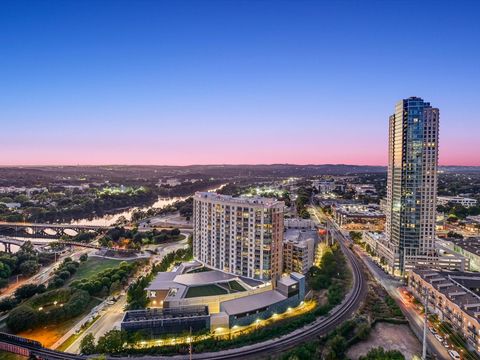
left=69, top=183, right=226, bottom=227
left=69, top=196, right=187, bottom=226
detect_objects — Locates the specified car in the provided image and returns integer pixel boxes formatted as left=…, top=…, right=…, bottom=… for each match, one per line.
left=442, top=340, right=450, bottom=348
left=448, top=350, right=461, bottom=359
left=434, top=334, right=444, bottom=342
left=429, top=326, right=438, bottom=334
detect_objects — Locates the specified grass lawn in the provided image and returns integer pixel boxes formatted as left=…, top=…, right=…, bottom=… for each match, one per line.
left=69, top=257, right=130, bottom=282
left=185, top=284, right=228, bottom=298
left=0, top=352, right=27, bottom=359
left=17, top=298, right=101, bottom=349
left=228, top=280, right=246, bottom=292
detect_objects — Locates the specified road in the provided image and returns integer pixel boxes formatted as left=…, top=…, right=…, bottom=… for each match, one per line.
left=0, top=247, right=91, bottom=300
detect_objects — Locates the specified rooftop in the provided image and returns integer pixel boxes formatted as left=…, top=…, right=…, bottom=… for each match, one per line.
left=450, top=238, right=480, bottom=256
left=220, top=289, right=286, bottom=316
left=412, top=269, right=480, bottom=320
left=334, top=204, right=384, bottom=218
left=284, top=229, right=318, bottom=246
left=194, top=191, right=284, bottom=208
left=146, top=263, right=265, bottom=301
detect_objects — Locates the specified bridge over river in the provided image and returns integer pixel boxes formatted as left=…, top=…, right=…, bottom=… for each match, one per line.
left=0, top=235, right=101, bottom=253
left=0, top=221, right=192, bottom=239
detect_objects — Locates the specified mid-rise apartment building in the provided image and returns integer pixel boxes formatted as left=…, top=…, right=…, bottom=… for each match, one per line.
left=283, top=229, right=316, bottom=274
left=193, top=192, right=284, bottom=280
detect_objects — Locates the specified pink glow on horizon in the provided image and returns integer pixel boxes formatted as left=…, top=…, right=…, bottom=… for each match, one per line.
left=1, top=138, right=479, bottom=166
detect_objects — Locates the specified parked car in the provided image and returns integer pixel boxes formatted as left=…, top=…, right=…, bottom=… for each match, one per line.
left=448, top=350, right=461, bottom=359
left=442, top=340, right=450, bottom=348
left=429, top=326, right=437, bottom=334
left=434, top=334, right=444, bottom=342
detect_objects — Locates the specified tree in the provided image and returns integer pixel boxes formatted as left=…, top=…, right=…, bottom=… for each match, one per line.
left=349, top=231, right=363, bottom=243
left=19, top=260, right=40, bottom=277
left=96, top=330, right=126, bottom=354
left=0, top=262, right=12, bottom=279
left=324, top=335, right=347, bottom=360
left=80, top=253, right=88, bottom=262
left=0, top=297, right=19, bottom=312
left=80, top=333, right=96, bottom=355
left=14, top=283, right=45, bottom=301
left=59, top=270, right=71, bottom=280
left=110, top=280, right=121, bottom=294
left=7, top=305, right=39, bottom=333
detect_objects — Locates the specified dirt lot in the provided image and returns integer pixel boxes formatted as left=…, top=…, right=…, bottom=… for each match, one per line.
left=347, top=322, right=422, bottom=360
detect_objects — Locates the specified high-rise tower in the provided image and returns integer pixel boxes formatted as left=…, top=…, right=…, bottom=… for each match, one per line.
left=385, top=97, right=439, bottom=274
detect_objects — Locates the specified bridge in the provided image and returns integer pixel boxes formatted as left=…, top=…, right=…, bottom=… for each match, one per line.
left=0, top=236, right=101, bottom=253
left=0, top=221, right=192, bottom=239
left=0, top=222, right=110, bottom=239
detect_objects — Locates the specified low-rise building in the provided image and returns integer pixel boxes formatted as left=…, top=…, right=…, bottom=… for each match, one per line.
left=145, top=261, right=268, bottom=313
left=130, top=261, right=306, bottom=335
left=219, top=272, right=305, bottom=328
left=363, top=232, right=469, bottom=275
left=332, top=204, right=385, bottom=230
left=0, top=202, right=21, bottom=209
left=438, top=196, right=478, bottom=208
left=312, top=180, right=337, bottom=194
left=350, top=184, right=377, bottom=196
left=283, top=229, right=317, bottom=274
left=121, top=306, right=210, bottom=335
left=409, top=269, right=480, bottom=353
left=441, top=238, right=480, bottom=272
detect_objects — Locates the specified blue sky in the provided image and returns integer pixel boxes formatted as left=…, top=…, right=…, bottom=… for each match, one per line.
left=1, top=0, right=479, bottom=165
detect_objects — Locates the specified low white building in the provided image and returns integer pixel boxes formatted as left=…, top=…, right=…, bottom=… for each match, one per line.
left=1, top=202, right=21, bottom=209
left=438, top=196, right=478, bottom=208
left=312, top=180, right=337, bottom=194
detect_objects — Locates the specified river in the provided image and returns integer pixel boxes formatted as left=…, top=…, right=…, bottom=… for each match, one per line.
left=69, top=183, right=227, bottom=227
left=3, top=184, right=227, bottom=253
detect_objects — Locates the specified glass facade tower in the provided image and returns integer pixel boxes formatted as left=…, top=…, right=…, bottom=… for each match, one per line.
left=385, top=97, right=439, bottom=274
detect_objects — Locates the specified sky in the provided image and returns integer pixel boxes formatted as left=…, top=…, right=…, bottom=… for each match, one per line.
left=1, top=0, right=479, bottom=166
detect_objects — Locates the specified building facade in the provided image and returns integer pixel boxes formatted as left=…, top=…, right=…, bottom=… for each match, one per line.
left=409, top=269, right=480, bottom=353
left=283, top=229, right=316, bottom=274
left=385, top=97, right=439, bottom=274
left=438, top=196, right=478, bottom=208
left=193, top=192, right=284, bottom=280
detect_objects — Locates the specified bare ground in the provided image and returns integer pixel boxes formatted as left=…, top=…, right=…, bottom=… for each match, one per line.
left=347, top=322, right=422, bottom=360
